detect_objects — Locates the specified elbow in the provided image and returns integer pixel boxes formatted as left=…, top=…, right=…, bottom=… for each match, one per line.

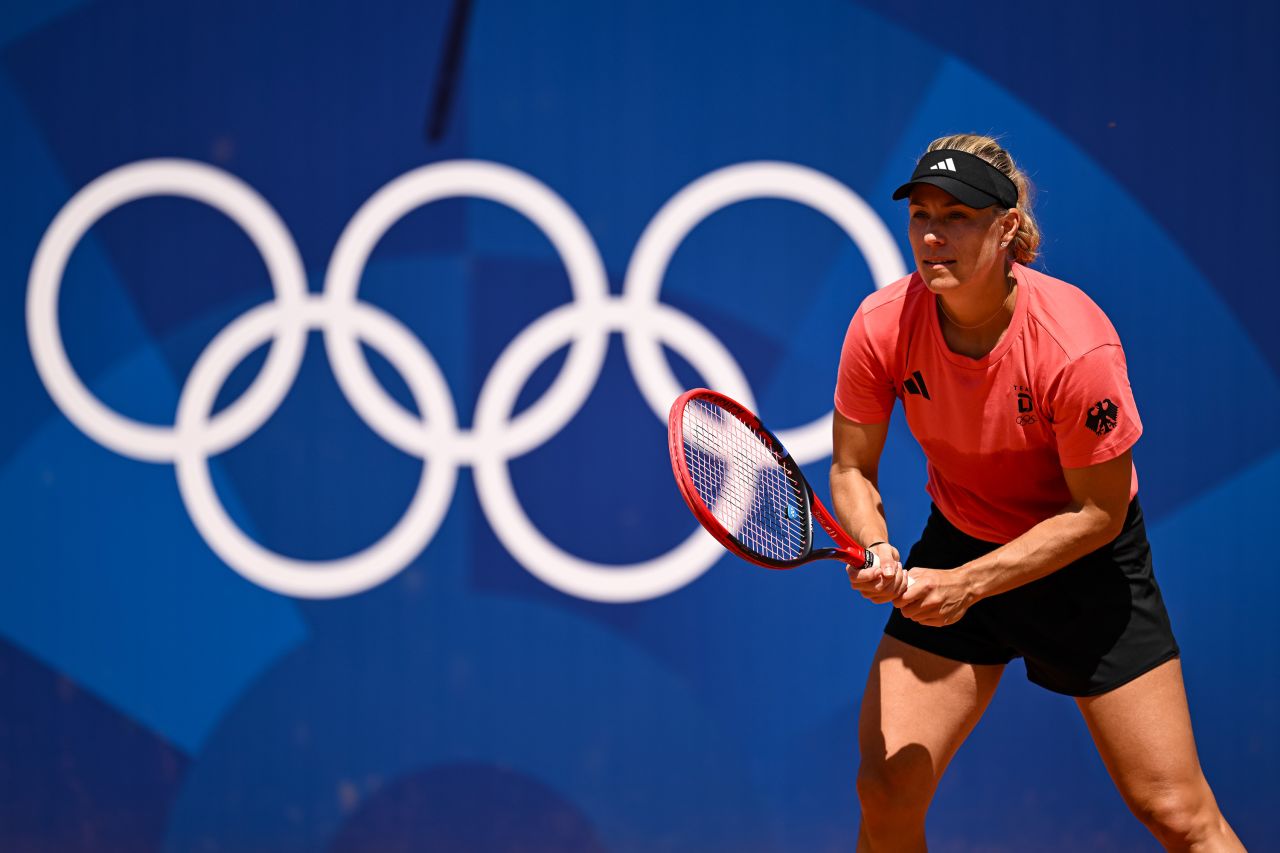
left=1080, top=502, right=1126, bottom=547
left=1100, top=519, right=1126, bottom=548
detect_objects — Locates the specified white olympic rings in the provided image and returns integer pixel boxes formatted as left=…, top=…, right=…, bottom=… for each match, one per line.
left=27, top=158, right=905, bottom=601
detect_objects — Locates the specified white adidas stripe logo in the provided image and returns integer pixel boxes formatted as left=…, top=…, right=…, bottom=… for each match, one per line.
left=929, top=158, right=957, bottom=172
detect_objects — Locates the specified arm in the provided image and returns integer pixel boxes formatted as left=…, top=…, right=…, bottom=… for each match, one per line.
left=830, top=411, right=909, bottom=603
left=895, top=449, right=1134, bottom=626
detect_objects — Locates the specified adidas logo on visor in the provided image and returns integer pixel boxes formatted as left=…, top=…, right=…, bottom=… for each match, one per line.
left=929, top=158, right=957, bottom=172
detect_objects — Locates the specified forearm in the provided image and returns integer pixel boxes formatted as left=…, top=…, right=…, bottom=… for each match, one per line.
left=957, top=502, right=1124, bottom=601
left=830, top=463, right=890, bottom=546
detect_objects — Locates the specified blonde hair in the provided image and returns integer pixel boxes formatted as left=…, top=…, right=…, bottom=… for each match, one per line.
left=925, top=134, right=1041, bottom=265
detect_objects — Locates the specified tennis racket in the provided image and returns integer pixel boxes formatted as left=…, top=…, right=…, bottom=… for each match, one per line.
left=668, top=388, right=880, bottom=573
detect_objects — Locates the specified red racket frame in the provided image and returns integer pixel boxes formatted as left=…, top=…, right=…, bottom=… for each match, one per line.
left=668, top=388, right=876, bottom=571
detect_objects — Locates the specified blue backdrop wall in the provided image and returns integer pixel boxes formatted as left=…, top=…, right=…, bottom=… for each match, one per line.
left=1, top=1, right=1276, bottom=850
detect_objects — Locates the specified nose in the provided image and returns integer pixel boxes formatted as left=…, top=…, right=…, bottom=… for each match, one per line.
left=923, top=229, right=944, bottom=246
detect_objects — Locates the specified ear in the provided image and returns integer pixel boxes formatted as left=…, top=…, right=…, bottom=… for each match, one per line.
left=999, top=208, right=1021, bottom=249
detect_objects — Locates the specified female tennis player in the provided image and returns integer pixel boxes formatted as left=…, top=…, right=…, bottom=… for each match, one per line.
left=831, top=134, right=1243, bottom=851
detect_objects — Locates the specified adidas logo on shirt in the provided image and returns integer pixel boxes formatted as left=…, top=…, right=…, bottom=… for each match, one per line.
left=903, top=370, right=931, bottom=400
left=929, top=158, right=957, bottom=172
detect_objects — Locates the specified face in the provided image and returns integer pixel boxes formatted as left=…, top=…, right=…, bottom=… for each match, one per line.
left=907, top=184, right=1017, bottom=292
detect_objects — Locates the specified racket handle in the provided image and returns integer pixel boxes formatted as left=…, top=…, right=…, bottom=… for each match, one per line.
left=866, top=545, right=915, bottom=588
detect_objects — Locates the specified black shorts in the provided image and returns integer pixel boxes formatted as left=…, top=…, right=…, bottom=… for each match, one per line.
left=885, top=498, right=1180, bottom=697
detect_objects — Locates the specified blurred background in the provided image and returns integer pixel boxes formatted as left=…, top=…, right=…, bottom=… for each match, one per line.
left=1, top=1, right=1276, bottom=850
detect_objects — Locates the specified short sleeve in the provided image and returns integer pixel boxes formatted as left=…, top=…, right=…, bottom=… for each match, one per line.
left=834, top=307, right=896, bottom=423
left=1050, top=344, right=1143, bottom=468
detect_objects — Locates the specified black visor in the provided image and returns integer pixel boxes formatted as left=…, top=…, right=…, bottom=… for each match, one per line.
left=892, top=148, right=1019, bottom=209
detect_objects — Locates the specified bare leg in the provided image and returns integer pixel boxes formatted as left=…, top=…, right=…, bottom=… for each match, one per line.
left=856, top=635, right=1005, bottom=852
left=1077, top=659, right=1243, bottom=851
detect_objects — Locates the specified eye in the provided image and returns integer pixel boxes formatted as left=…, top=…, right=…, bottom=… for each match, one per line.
left=947, top=211, right=968, bottom=220
left=910, top=210, right=927, bottom=219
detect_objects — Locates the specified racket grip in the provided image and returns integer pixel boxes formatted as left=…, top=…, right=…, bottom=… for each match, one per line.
left=866, top=545, right=915, bottom=588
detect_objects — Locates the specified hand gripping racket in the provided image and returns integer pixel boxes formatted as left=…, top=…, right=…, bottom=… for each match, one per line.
left=668, top=388, right=880, bottom=573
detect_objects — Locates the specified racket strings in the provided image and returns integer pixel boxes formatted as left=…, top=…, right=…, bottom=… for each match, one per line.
left=682, top=398, right=809, bottom=561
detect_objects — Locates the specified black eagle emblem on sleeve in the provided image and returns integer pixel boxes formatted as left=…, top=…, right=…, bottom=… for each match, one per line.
left=1085, top=399, right=1119, bottom=436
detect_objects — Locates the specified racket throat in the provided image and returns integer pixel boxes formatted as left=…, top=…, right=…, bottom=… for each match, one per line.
left=812, top=546, right=877, bottom=570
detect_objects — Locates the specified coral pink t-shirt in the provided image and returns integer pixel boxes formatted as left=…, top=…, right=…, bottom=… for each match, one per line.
left=834, top=264, right=1141, bottom=544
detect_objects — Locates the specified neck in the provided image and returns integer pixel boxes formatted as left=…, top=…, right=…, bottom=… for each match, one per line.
left=937, top=265, right=1016, bottom=330
left=934, top=266, right=1018, bottom=360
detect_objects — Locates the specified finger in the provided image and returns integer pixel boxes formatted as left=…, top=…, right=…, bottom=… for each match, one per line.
left=908, top=609, right=946, bottom=626
left=870, top=581, right=901, bottom=601
left=899, top=577, right=924, bottom=602
left=849, top=574, right=882, bottom=592
left=900, top=595, right=939, bottom=621
left=858, top=582, right=891, bottom=602
left=923, top=607, right=962, bottom=627
left=849, top=563, right=880, bottom=583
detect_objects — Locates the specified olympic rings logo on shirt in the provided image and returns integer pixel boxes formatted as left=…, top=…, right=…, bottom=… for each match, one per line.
left=27, top=158, right=906, bottom=602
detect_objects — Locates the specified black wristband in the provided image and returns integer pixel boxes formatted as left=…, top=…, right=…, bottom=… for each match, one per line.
left=865, top=541, right=888, bottom=550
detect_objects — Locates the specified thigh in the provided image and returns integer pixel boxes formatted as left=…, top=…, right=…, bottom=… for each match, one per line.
left=860, top=634, right=1005, bottom=780
left=1075, top=658, right=1209, bottom=803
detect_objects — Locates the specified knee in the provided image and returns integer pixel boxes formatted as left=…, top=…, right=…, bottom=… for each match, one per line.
left=1128, top=784, right=1224, bottom=848
left=856, top=748, right=936, bottom=829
